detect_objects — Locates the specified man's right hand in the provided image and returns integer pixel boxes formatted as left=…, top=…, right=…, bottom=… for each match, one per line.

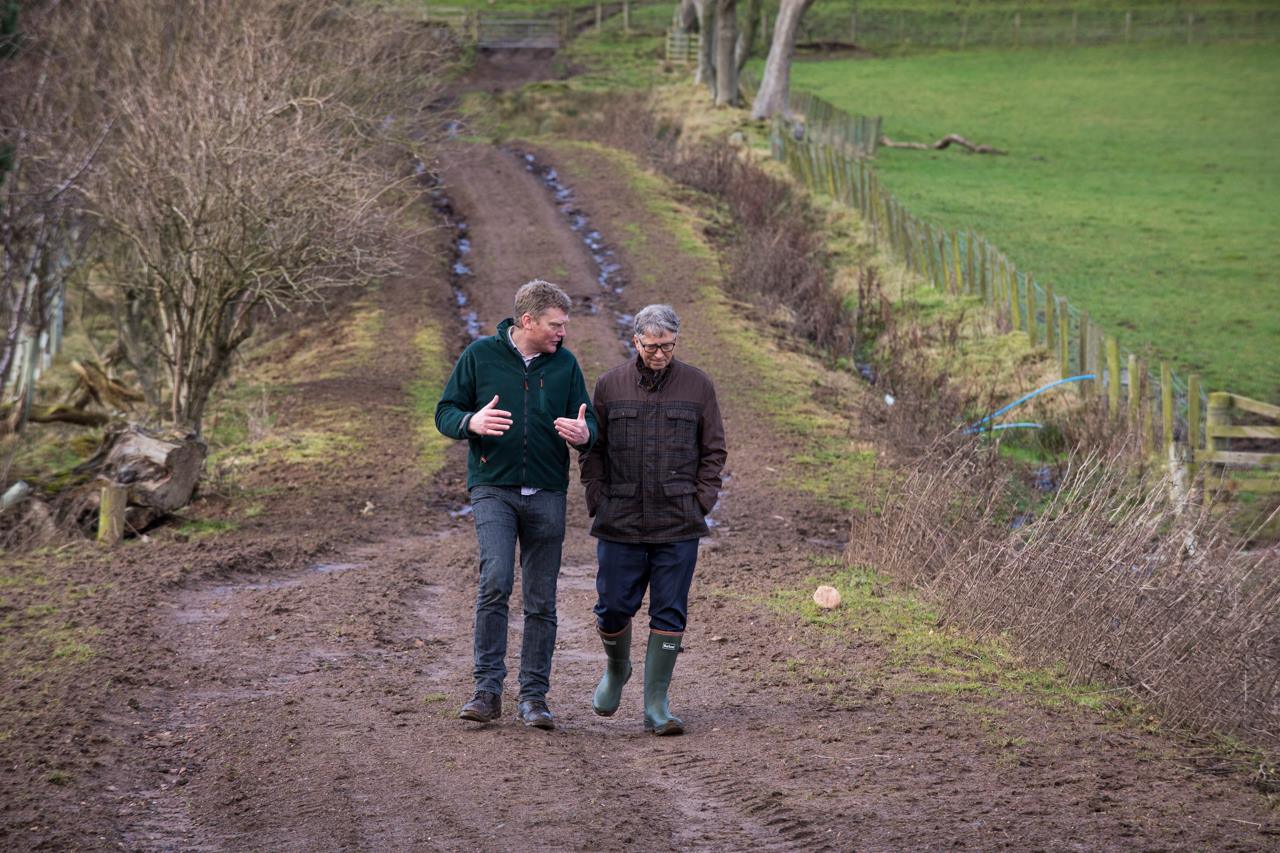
left=468, top=395, right=513, bottom=436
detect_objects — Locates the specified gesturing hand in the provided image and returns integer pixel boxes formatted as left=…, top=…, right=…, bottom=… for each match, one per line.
left=468, top=395, right=513, bottom=436
left=554, top=403, right=589, bottom=447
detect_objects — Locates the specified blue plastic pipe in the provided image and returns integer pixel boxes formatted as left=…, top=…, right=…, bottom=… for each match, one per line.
left=965, top=374, right=1096, bottom=434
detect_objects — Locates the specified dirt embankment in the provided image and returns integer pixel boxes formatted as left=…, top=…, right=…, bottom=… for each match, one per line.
left=2, top=82, right=1278, bottom=851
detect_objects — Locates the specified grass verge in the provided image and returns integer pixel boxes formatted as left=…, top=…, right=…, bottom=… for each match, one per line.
left=766, top=557, right=1129, bottom=712
left=410, top=324, right=453, bottom=477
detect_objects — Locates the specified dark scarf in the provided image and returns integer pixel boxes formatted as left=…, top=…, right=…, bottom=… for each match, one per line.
left=635, top=355, right=672, bottom=393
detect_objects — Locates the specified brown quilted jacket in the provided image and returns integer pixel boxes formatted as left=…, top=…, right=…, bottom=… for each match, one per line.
left=580, top=356, right=727, bottom=543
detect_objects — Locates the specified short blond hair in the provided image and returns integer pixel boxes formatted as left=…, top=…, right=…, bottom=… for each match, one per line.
left=514, top=280, right=571, bottom=322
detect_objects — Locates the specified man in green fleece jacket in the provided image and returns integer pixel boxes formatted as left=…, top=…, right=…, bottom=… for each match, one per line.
left=435, top=280, right=597, bottom=730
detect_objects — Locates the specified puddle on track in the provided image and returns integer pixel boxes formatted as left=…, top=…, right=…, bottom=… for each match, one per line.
left=514, top=148, right=637, bottom=356
left=424, top=180, right=484, bottom=341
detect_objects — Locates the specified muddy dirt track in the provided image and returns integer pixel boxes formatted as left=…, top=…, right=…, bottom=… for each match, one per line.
left=4, top=83, right=1279, bottom=851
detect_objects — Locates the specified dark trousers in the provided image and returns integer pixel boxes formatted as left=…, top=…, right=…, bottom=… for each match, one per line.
left=469, top=485, right=566, bottom=701
left=594, top=538, right=699, bottom=634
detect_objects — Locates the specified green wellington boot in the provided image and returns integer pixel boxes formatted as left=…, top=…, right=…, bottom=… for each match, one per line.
left=592, top=623, right=633, bottom=717
left=643, top=631, right=685, bottom=736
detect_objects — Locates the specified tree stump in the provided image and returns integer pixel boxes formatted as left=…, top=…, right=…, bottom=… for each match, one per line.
left=99, top=425, right=207, bottom=513
left=66, top=425, right=208, bottom=542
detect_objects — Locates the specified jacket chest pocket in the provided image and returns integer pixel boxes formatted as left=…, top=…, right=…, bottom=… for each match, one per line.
left=607, top=407, right=641, bottom=479
left=662, top=408, right=698, bottom=468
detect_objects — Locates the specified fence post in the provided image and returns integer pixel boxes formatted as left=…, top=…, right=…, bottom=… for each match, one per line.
left=595, top=2, right=602, bottom=31
left=965, top=231, right=976, bottom=296
left=1044, top=282, right=1056, bottom=351
left=1106, top=336, right=1121, bottom=414
left=1026, top=275, right=1040, bottom=348
left=1014, top=12, right=1021, bottom=46
left=1188, top=373, right=1201, bottom=483
left=1205, top=392, right=1232, bottom=500
left=1057, top=298, right=1070, bottom=378
left=858, top=158, right=868, bottom=217
left=960, top=13, right=968, bottom=49
left=1072, top=10, right=1078, bottom=45
left=979, top=240, right=990, bottom=303
left=1078, top=309, right=1091, bottom=394
left=1009, top=262, right=1022, bottom=332
left=1161, top=362, right=1174, bottom=458
left=1092, top=323, right=1105, bottom=406
left=951, top=232, right=963, bottom=293
left=98, top=483, right=127, bottom=546
left=624, top=0, right=631, bottom=35
left=850, top=6, right=857, bottom=44
left=1187, top=13, right=1193, bottom=45
left=1127, top=353, right=1140, bottom=427
left=1124, top=10, right=1132, bottom=43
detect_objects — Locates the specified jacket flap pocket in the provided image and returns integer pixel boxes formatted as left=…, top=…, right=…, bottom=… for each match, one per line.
left=609, top=407, right=639, bottom=421
left=607, top=483, right=638, bottom=497
left=662, top=481, right=696, bottom=497
left=665, top=408, right=696, bottom=422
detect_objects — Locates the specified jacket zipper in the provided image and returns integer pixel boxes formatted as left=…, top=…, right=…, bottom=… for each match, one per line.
left=522, top=368, right=529, bottom=486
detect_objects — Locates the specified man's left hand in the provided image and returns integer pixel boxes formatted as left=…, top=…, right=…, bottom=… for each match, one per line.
left=554, top=403, right=589, bottom=446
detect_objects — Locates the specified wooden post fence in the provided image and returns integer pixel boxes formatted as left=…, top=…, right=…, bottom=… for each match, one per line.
left=768, top=116, right=1279, bottom=505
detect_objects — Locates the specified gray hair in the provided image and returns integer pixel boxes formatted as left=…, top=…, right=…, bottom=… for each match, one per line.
left=514, top=280, right=571, bottom=322
left=633, top=304, right=679, bottom=338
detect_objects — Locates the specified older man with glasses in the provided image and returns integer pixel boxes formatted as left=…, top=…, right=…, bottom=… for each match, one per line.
left=579, top=304, right=727, bottom=735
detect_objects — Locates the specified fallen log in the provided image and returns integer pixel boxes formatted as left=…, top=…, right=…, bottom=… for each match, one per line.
left=28, top=404, right=112, bottom=427
left=68, top=360, right=145, bottom=412
left=0, top=402, right=112, bottom=428
left=879, top=133, right=1007, bottom=155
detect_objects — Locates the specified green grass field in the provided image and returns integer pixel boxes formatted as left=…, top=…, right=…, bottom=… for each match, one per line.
left=783, top=44, right=1280, bottom=400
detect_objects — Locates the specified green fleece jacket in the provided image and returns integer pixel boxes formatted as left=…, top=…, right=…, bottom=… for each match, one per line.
left=435, top=317, right=597, bottom=492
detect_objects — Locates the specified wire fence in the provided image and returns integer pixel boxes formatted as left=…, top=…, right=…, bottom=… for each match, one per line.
left=797, top=5, right=1280, bottom=50
left=755, top=85, right=1278, bottom=493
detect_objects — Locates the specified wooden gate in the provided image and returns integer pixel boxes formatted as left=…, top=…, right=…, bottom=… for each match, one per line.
left=1197, top=392, right=1280, bottom=497
left=665, top=30, right=700, bottom=65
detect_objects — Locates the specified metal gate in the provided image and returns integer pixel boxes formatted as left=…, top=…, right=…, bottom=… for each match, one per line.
left=477, top=15, right=561, bottom=49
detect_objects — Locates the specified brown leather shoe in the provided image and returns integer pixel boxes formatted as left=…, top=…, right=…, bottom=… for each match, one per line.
left=459, top=690, right=501, bottom=722
left=516, top=698, right=555, bottom=730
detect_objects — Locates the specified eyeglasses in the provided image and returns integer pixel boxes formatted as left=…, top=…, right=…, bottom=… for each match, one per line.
left=636, top=340, right=676, bottom=354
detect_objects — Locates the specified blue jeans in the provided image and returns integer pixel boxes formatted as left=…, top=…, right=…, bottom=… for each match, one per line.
left=469, top=486, right=566, bottom=701
left=594, top=538, right=699, bottom=634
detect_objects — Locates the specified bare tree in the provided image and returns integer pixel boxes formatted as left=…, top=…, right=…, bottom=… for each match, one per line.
left=0, top=4, right=107, bottom=434
left=751, top=0, right=818, bottom=120
left=83, top=0, right=446, bottom=431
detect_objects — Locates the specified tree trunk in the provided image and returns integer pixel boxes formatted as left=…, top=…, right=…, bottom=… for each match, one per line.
left=751, top=0, right=817, bottom=120
left=676, top=0, right=698, bottom=31
left=735, top=0, right=763, bottom=72
left=714, top=0, right=739, bottom=106
left=693, top=0, right=716, bottom=90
